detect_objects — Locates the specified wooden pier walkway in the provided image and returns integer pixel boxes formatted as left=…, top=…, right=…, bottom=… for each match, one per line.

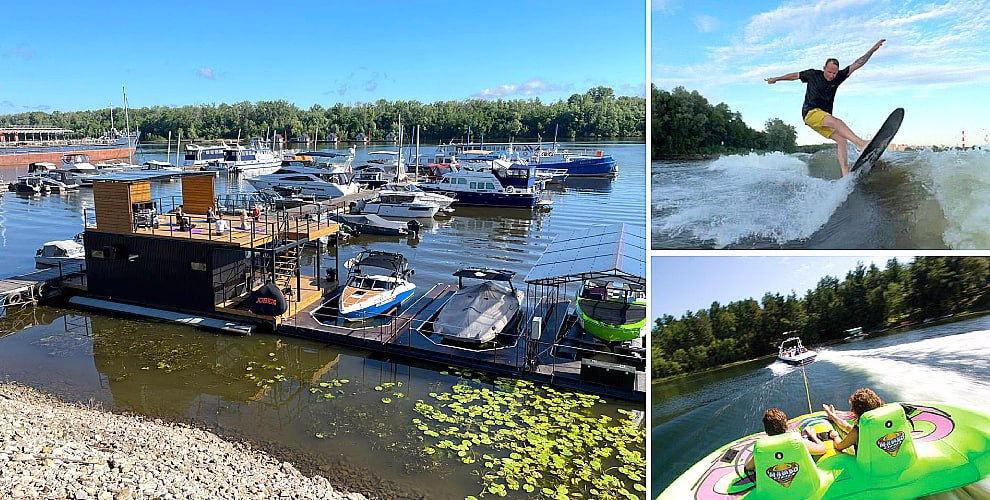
left=0, top=263, right=85, bottom=307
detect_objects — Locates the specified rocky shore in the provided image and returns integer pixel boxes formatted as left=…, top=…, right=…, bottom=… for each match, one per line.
left=0, top=382, right=366, bottom=499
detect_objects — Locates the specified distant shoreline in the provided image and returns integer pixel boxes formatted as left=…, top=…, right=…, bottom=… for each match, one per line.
left=651, top=309, right=990, bottom=386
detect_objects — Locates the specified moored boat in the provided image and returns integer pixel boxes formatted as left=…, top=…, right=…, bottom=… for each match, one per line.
left=0, top=126, right=138, bottom=167
left=338, top=251, right=416, bottom=320
left=351, top=192, right=441, bottom=219
left=575, top=279, right=647, bottom=342
left=433, top=268, right=524, bottom=345
left=35, top=239, right=85, bottom=268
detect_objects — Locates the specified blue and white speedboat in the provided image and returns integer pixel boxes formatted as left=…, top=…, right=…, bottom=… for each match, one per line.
left=338, top=251, right=416, bottom=320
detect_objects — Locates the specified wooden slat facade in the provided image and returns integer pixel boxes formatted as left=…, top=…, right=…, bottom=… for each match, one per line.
left=181, top=175, right=215, bottom=214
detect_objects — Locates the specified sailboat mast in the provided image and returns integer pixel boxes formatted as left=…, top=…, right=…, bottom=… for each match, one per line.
left=122, top=85, right=133, bottom=164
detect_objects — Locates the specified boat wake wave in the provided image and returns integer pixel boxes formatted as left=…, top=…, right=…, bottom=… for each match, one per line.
left=653, top=152, right=854, bottom=247
left=817, top=330, right=990, bottom=415
left=910, top=149, right=990, bottom=249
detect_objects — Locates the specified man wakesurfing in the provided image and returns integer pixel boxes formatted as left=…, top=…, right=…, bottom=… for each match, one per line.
left=765, top=39, right=885, bottom=176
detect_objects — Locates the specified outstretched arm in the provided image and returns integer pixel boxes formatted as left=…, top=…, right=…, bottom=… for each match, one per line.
left=848, top=39, right=885, bottom=74
left=765, top=72, right=800, bottom=84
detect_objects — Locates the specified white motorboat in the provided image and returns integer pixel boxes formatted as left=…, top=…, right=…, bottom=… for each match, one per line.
left=843, top=326, right=868, bottom=342
left=433, top=268, right=524, bottom=345
left=247, top=165, right=360, bottom=199
left=416, top=167, right=539, bottom=208
left=206, top=141, right=281, bottom=173
left=338, top=251, right=416, bottom=320
left=351, top=192, right=441, bottom=218
left=778, top=336, right=817, bottom=366
left=380, top=183, right=455, bottom=211
left=35, top=239, right=85, bottom=268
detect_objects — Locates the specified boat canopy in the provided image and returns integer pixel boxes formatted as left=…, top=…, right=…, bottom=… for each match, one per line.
left=524, top=223, right=646, bottom=286
left=348, top=250, right=411, bottom=276
left=453, top=268, right=516, bottom=284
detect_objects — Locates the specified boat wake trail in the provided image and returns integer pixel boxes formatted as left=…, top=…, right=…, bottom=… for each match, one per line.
left=654, top=153, right=853, bottom=247
left=817, top=330, right=990, bottom=414
left=910, top=149, right=990, bottom=249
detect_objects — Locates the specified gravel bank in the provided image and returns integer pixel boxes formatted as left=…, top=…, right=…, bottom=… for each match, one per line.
left=0, top=382, right=367, bottom=499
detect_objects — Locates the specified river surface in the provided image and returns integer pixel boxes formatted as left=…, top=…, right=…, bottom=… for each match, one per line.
left=0, top=141, right=646, bottom=499
left=652, top=148, right=990, bottom=249
left=651, top=316, right=990, bottom=498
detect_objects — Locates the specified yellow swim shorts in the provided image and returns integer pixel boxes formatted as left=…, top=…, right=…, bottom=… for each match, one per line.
left=804, top=108, right=835, bottom=139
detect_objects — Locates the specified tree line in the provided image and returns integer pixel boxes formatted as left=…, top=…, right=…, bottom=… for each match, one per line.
left=653, top=257, right=990, bottom=379
left=0, top=86, right=644, bottom=143
left=652, top=84, right=797, bottom=156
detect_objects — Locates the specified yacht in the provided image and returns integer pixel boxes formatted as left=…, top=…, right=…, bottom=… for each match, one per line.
left=246, top=165, right=359, bottom=199
left=416, top=164, right=539, bottom=208
left=380, top=183, right=455, bottom=211
left=183, top=144, right=228, bottom=167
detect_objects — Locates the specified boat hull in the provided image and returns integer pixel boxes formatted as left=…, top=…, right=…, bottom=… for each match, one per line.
left=576, top=297, right=647, bottom=342
left=339, top=287, right=415, bottom=320
left=418, top=187, right=537, bottom=208
left=0, top=145, right=137, bottom=168
left=555, top=156, right=617, bottom=177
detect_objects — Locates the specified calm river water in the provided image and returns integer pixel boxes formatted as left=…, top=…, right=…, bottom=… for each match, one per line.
left=0, top=142, right=646, bottom=499
left=652, top=148, right=990, bottom=249
left=652, top=316, right=990, bottom=498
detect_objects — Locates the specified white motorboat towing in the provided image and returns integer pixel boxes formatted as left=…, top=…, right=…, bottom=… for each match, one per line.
left=777, top=336, right=817, bottom=366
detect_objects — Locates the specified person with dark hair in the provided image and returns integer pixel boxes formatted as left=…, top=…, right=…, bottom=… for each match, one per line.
left=744, top=408, right=828, bottom=472
left=824, top=388, right=885, bottom=452
left=765, top=39, right=885, bottom=176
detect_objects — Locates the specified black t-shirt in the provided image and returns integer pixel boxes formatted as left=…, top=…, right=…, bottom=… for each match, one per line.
left=799, top=67, right=850, bottom=118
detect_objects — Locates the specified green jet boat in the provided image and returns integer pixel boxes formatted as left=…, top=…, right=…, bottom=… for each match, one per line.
left=575, top=279, right=647, bottom=342
left=657, top=402, right=990, bottom=499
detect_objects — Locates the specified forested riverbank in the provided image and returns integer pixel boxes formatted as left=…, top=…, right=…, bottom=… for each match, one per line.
left=651, top=84, right=799, bottom=157
left=652, top=257, right=990, bottom=378
left=0, top=86, right=644, bottom=143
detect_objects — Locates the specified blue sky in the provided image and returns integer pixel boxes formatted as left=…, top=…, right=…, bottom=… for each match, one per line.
left=652, top=255, right=905, bottom=318
left=0, top=1, right=645, bottom=115
left=652, top=0, right=990, bottom=146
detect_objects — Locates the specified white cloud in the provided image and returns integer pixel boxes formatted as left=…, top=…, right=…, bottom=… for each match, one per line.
left=471, top=78, right=572, bottom=99
left=694, top=15, right=719, bottom=33
left=198, top=67, right=215, bottom=80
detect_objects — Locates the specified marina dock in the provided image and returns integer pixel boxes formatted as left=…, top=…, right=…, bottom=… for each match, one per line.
left=0, top=262, right=84, bottom=307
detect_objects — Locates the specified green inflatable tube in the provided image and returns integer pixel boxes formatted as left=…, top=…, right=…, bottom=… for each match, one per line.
left=657, top=402, right=990, bottom=499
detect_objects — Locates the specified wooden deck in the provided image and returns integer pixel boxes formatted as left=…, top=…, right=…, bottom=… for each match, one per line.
left=215, top=275, right=326, bottom=325
left=87, top=213, right=340, bottom=249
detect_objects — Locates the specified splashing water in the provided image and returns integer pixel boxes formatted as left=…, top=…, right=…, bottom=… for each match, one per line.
left=818, top=330, right=990, bottom=415
left=654, top=152, right=854, bottom=247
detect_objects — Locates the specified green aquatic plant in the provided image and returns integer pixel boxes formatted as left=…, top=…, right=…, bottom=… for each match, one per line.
left=413, top=377, right=646, bottom=499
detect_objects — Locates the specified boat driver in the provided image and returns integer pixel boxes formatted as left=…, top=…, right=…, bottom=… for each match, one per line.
left=744, top=408, right=829, bottom=473
left=764, top=39, right=885, bottom=176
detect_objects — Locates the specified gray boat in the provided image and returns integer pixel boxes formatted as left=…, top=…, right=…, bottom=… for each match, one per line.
left=434, top=268, right=524, bottom=345
left=329, top=213, right=408, bottom=236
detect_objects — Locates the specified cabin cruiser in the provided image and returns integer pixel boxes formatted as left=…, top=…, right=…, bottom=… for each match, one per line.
left=433, top=268, right=524, bottom=345
left=778, top=336, right=817, bottom=365
left=352, top=166, right=390, bottom=189
left=35, top=239, right=85, bottom=268
left=350, top=192, right=441, bottom=218
left=338, top=251, right=416, bottom=320
left=183, top=144, right=228, bottom=167
left=246, top=165, right=359, bottom=199
left=575, top=279, right=647, bottom=342
left=416, top=165, right=540, bottom=209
